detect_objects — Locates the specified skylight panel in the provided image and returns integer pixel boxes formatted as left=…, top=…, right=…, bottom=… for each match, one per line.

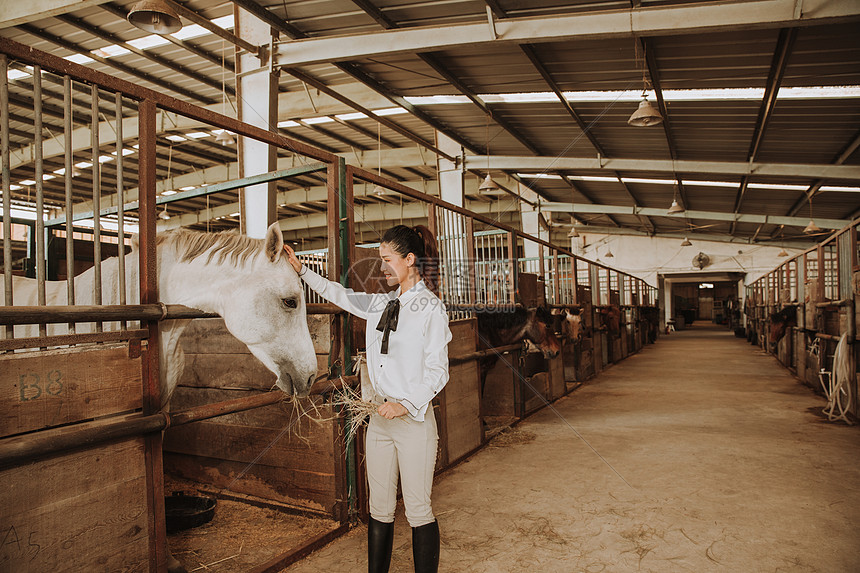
left=374, top=107, right=408, bottom=116
left=278, top=120, right=300, bottom=128
left=64, top=54, right=94, bottom=65
left=301, top=116, right=334, bottom=125
left=7, top=68, right=31, bottom=81
left=336, top=112, right=368, bottom=121
left=165, top=134, right=187, bottom=142
left=127, top=35, right=171, bottom=50
left=92, top=45, right=131, bottom=58
left=185, top=132, right=210, bottom=139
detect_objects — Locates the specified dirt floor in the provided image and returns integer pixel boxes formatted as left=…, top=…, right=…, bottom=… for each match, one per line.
left=164, top=476, right=339, bottom=572
left=283, top=323, right=860, bottom=573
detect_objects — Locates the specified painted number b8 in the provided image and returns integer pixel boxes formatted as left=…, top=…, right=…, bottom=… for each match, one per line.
left=19, top=370, right=63, bottom=401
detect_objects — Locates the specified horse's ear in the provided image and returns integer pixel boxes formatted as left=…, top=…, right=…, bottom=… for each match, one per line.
left=264, top=222, right=284, bottom=262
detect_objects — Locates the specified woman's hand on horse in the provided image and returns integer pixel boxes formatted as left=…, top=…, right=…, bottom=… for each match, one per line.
left=282, top=244, right=303, bottom=274
left=378, top=401, right=408, bottom=419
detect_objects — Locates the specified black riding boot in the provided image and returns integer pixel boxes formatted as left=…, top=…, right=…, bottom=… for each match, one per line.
left=368, top=517, right=395, bottom=573
left=411, top=520, right=440, bottom=573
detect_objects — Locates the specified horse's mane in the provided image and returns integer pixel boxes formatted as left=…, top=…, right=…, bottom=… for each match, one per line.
left=155, top=228, right=267, bottom=266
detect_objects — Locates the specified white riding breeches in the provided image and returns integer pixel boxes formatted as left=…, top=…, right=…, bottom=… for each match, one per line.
left=365, top=411, right=438, bottom=527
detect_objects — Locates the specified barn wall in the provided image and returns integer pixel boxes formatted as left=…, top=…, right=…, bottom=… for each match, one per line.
left=0, top=344, right=152, bottom=571
left=163, top=317, right=345, bottom=519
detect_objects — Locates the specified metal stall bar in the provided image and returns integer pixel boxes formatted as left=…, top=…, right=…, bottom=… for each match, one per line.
left=64, top=75, right=76, bottom=333
left=2, top=55, right=12, bottom=340
left=137, top=97, right=166, bottom=570
left=91, top=84, right=103, bottom=333
left=115, top=92, right=127, bottom=326
left=34, top=65, right=47, bottom=340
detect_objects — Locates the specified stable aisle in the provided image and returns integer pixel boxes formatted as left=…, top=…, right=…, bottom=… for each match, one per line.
left=287, top=323, right=860, bottom=572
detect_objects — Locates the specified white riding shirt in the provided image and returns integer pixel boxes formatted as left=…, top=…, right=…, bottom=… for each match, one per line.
left=300, top=268, right=451, bottom=421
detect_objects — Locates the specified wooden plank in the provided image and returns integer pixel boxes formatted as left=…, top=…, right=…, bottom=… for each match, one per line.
left=178, top=353, right=275, bottom=390
left=548, top=354, right=565, bottom=399
left=482, top=354, right=516, bottom=417
left=523, top=372, right=549, bottom=414
left=0, top=344, right=141, bottom=438
left=442, top=361, right=481, bottom=463
left=0, top=438, right=150, bottom=571
left=163, top=418, right=335, bottom=468
left=448, top=318, right=476, bottom=358
left=164, top=453, right=336, bottom=516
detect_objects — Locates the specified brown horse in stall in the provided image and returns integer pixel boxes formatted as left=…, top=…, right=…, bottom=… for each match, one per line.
left=768, top=305, right=798, bottom=351
left=475, top=305, right=561, bottom=394
left=596, top=304, right=622, bottom=337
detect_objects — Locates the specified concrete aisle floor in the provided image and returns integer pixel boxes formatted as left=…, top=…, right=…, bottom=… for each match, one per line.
left=286, top=323, right=860, bottom=572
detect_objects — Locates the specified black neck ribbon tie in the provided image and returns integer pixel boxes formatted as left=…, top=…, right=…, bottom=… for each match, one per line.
left=376, top=299, right=400, bottom=355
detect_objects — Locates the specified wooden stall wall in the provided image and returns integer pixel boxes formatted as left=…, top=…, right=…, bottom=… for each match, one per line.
left=0, top=344, right=152, bottom=571
left=435, top=319, right=482, bottom=469
left=163, top=316, right=346, bottom=520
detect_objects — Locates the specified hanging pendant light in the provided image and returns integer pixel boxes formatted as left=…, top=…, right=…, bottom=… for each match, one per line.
left=478, top=173, right=500, bottom=191
left=680, top=237, right=692, bottom=247
left=215, top=129, right=234, bottom=146
left=605, top=248, right=614, bottom=258
left=158, top=205, right=171, bottom=220
left=128, top=0, right=183, bottom=34
left=567, top=226, right=579, bottom=238
left=373, top=185, right=386, bottom=197
left=803, top=220, right=821, bottom=234
left=667, top=198, right=685, bottom=215
left=628, top=96, right=663, bottom=127
left=777, top=248, right=789, bottom=257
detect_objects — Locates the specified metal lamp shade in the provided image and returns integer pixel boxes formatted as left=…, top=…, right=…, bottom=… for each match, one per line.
left=803, top=220, right=821, bottom=234
left=567, top=226, right=579, bottom=238
left=627, top=98, right=663, bottom=127
left=215, top=130, right=235, bottom=146
left=128, top=0, right=182, bottom=34
left=777, top=248, right=788, bottom=257
left=667, top=199, right=685, bottom=214
left=478, top=174, right=500, bottom=191
left=680, top=237, right=692, bottom=247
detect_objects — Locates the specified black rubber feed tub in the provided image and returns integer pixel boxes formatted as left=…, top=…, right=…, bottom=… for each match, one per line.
left=165, top=492, right=217, bottom=533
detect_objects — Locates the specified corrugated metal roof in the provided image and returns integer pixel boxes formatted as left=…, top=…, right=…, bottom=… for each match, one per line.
left=0, top=0, right=858, bottom=247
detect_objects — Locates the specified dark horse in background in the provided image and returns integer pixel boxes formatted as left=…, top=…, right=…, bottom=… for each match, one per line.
left=768, top=305, right=798, bottom=350
left=475, top=305, right=562, bottom=393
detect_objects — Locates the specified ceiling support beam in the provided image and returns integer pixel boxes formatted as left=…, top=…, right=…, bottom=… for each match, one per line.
left=0, top=0, right=110, bottom=28
left=273, top=0, right=860, bottom=67
left=100, top=2, right=235, bottom=74
left=732, top=27, right=796, bottom=232
left=465, top=155, right=860, bottom=181
left=784, top=128, right=860, bottom=220
left=18, top=24, right=212, bottom=105
left=540, top=202, right=850, bottom=230
left=640, top=37, right=690, bottom=212
left=519, top=42, right=654, bottom=232
left=54, top=14, right=223, bottom=103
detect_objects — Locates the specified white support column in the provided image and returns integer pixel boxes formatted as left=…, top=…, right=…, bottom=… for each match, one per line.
left=436, top=132, right=464, bottom=207
left=235, top=7, right=277, bottom=239
left=518, top=182, right=547, bottom=261
left=664, top=279, right=674, bottom=325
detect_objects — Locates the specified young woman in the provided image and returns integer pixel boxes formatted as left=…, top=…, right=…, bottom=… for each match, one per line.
left=283, top=224, right=451, bottom=573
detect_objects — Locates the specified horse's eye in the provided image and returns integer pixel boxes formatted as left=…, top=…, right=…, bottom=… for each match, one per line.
left=282, top=298, right=298, bottom=309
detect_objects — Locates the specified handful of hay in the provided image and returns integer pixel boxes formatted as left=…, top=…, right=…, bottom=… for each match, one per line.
left=329, top=382, right=378, bottom=440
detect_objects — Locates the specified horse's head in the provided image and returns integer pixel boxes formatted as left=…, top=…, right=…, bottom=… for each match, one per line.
left=768, top=306, right=797, bottom=351
left=558, top=306, right=583, bottom=342
left=218, top=223, right=319, bottom=397
left=525, top=306, right=561, bottom=359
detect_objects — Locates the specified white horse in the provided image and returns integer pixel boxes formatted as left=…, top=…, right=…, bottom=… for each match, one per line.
left=6, top=221, right=319, bottom=404
left=6, top=223, right=318, bottom=572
